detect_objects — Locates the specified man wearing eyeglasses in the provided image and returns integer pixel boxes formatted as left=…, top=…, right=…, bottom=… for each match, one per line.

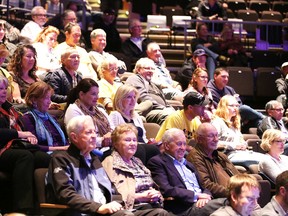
left=20, top=6, right=47, bottom=43
left=257, top=100, right=288, bottom=140
left=147, top=128, right=225, bottom=216
left=125, top=57, right=175, bottom=125
left=262, top=170, right=288, bottom=216
left=186, top=122, right=240, bottom=198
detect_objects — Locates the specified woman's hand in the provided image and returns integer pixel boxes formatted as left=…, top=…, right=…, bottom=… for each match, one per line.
left=17, top=131, right=38, bottom=144
left=97, top=201, right=123, bottom=214
left=102, top=132, right=112, bottom=147
left=136, top=188, right=162, bottom=203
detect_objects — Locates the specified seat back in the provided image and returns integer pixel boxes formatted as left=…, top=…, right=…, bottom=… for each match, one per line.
left=226, top=67, right=254, bottom=97
left=261, top=10, right=283, bottom=22
left=237, top=9, right=258, bottom=34
left=249, top=0, right=270, bottom=15
left=34, top=168, right=49, bottom=203
left=272, top=1, right=288, bottom=16
left=255, top=67, right=281, bottom=98
left=146, top=15, right=168, bottom=30
left=159, top=6, right=183, bottom=28
left=227, top=0, right=247, bottom=14
left=143, top=122, right=161, bottom=139
left=246, top=138, right=266, bottom=153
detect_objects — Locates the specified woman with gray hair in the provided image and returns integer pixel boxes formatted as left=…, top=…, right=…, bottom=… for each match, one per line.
left=97, top=56, right=123, bottom=113
left=259, top=129, right=288, bottom=182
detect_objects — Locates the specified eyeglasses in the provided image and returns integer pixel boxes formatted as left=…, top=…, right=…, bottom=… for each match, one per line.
left=131, top=25, right=142, bottom=29
left=228, top=104, right=240, bottom=108
left=142, top=67, right=154, bottom=71
left=109, top=67, right=118, bottom=72
left=271, top=108, right=284, bottom=112
left=198, top=133, right=218, bottom=139
left=198, top=75, right=209, bottom=79
left=34, top=14, right=47, bottom=17
left=273, top=139, right=285, bottom=143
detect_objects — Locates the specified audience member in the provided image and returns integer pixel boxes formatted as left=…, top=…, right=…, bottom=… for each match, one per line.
left=44, top=47, right=82, bottom=103
left=261, top=170, right=288, bottom=215
left=210, top=173, right=261, bottom=216
left=54, top=22, right=96, bottom=80
left=32, top=25, right=61, bottom=77
left=259, top=129, right=288, bottom=182
left=125, top=57, right=175, bottom=125
left=109, top=85, right=148, bottom=143
left=89, top=29, right=126, bottom=78
left=207, top=67, right=264, bottom=132
left=102, top=124, right=169, bottom=215
left=184, top=67, right=215, bottom=117
left=147, top=42, right=183, bottom=101
left=258, top=100, right=288, bottom=139
left=64, top=78, right=113, bottom=149
left=19, top=81, right=68, bottom=156
left=147, top=128, right=225, bottom=216
left=212, top=95, right=265, bottom=167
left=100, top=0, right=122, bottom=18
left=0, top=75, right=37, bottom=214
left=45, top=0, right=64, bottom=15
left=8, top=44, right=40, bottom=104
left=97, top=57, right=123, bottom=113
left=155, top=91, right=210, bottom=147
left=218, top=25, right=248, bottom=66
left=191, top=23, right=228, bottom=78
left=187, top=123, right=240, bottom=198
left=197, top=0, right=226, bottom=32
left=0, top=44, right=13, bottom=102
left=0, top=20, right=17, bottom=69
left=93, top=9, right=122, bottom=52
left=121, top=19, right=152, bottom=66
left=175, top=49, right=208, bottom=91
left=47, top=115, right=134, bottom=216
left=276, top=62, right=288, bottom=109
left=20, top=6, right=47, bottom=43
left=0, top=19, right=21, bottom=45
left=46, top=9, right=87, bottom=47
left=128, top=0, right=156, bottom=22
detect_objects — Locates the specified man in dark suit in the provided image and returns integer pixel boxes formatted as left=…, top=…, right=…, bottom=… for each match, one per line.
left=262, top=170, right=288, bottom=216
left=147, top=128, right=224, bottom=216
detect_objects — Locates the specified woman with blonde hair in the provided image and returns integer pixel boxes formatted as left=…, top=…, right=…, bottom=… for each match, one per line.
left=33, top=25, right=61, bottom=76
left=259, top=129, right=288, bottom=182
left=212, top=95, right=265, bottom=168
left=109, top=85, right=147, bottom=143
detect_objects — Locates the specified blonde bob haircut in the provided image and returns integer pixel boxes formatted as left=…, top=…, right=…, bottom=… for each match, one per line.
left=215, top=95, right=241, bottom=130
left=260, top=129, right=286, bottom=152
left=113, top=85, right=139, bottom=117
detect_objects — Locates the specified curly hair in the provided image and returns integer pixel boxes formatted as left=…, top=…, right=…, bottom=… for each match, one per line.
left=34, top=25, right=59, bottom=46
left=7, top=44, right=38, bottom=79
left=215, top=95, right=241, bottom=129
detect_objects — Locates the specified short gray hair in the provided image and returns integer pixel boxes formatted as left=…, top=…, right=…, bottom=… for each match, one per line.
left=265, top=100, right=282, bottom=112
left=133, top=57, right=154, bottom=74
left=90, top=28, right=106, bottom=38
left=162, top=128, right=184, bottom=144
left=66, top=115, right=93, bottom=140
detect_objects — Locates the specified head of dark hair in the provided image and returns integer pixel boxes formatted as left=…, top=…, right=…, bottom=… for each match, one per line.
left=65, top=78, right=99, bottom=109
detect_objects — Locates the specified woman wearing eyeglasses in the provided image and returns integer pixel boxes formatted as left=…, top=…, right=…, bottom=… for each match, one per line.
left=184, top=67, right=215, bottom=121
left=97, top=56, right=122, bottom=113
left=259, top=129, right=288, bottom=182
left=212, top=95, right=265, bottom=168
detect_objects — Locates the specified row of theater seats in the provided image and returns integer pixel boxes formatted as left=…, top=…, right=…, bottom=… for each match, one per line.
left=0, top=123, right=273, bottom=215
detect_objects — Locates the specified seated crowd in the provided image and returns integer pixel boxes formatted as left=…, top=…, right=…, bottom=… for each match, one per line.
left=1, top=4, right=288, bottom=216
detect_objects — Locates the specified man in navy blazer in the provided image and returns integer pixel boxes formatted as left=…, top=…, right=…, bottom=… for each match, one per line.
left=147, top=128, right=224, bottom=216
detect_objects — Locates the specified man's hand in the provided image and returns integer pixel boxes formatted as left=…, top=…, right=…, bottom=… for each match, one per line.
left=195, top=193, right=212, bottom=208
left=97, top=201, right=123, bottom=214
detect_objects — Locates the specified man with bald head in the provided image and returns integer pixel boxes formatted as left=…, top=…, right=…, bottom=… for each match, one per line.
left=147, top=128, right=224, bottom=216
left=186, top=123, right=239, bottom=198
